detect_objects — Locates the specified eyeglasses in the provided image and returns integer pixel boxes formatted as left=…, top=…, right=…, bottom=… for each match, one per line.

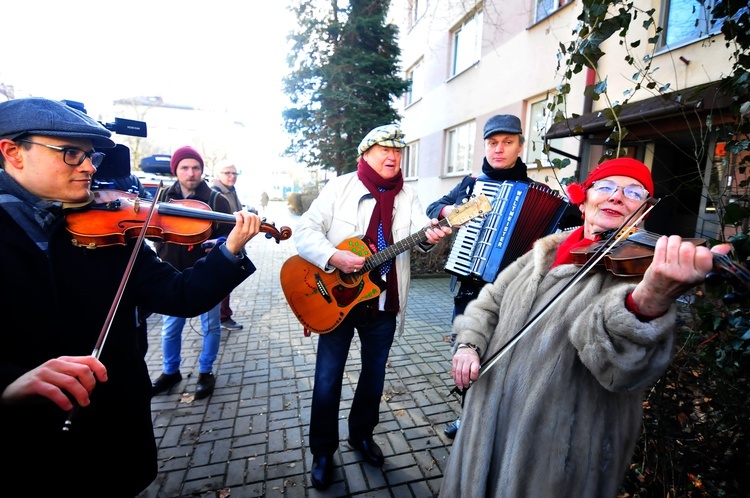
left=590, top=179, right=649, bottom=202
left=17, top=139, right=105, bottom=168
left=220, top=172, right=239, bottom=176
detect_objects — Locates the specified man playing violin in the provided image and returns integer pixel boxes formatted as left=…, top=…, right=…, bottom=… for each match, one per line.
left=0, top=97, right=262, bottom=497
left=440, top=157, right=731, bottom=498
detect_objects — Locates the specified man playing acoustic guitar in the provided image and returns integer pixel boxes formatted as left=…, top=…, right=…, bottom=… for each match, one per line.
left=292, top=124, right=451, bottom=490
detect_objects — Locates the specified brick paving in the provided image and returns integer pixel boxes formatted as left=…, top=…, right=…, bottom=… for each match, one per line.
left=138, top=201, right=460, bottom=498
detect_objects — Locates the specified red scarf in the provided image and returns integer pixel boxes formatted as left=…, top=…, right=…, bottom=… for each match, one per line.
left=357, top=158, right=404, bottom=312
left=550, top=226, right=597, bottom=268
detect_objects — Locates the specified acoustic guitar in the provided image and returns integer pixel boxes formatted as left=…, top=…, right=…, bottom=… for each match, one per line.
left=280, top=194, right=492, bottom=334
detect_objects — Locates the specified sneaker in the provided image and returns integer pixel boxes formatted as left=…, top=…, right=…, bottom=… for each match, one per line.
left=444, top=418, right=461, bottom=439
left=221, top=318, right=243, bottom=330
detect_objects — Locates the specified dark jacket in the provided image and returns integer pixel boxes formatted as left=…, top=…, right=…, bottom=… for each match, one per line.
left=155, top=180, right=233, bottom=271
left=0, top=203, right=254, bottom=497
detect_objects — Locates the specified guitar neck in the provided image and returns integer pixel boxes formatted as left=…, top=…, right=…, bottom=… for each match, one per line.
left=363, top=217, right=451, bottom=271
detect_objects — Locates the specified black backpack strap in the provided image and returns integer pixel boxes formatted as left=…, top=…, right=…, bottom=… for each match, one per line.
left=208, top=190, right=220, bottom=211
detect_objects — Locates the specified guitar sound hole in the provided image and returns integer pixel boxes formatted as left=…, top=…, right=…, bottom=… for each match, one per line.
left=339, top=272, right=361, bottom=286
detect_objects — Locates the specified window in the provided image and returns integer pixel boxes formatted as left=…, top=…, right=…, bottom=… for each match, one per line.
left=404, top=141, right=419, bottom=179
left=526, top=95, right=565, bottom=166
left=410, top=0, right=428, bottom=27
left=451, top=10, right=483, bottom=77
left=445, top=121, right=476, bottom=175
left=535, top=0, right=572, bottom=23
left=406, top=59, right=424, bottom=106
left=662, top=0, right=723, bottom=47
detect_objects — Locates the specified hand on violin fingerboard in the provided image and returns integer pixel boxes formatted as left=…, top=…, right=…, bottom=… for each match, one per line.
left=224, top=211, right=262, bottom=254
left=631, top=236, right=731, bottom=317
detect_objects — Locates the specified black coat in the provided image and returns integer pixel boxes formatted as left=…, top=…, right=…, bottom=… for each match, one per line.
left=0, top=206, right=254, bottom=496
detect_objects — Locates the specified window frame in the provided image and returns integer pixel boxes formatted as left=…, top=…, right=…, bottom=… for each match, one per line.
left=450, top=9, right=483, bottom=77
left=444, top=121, right=476, bottom=176
left=406, top=59, right=424, bottom=107
left=526, top=95, right=564, bottom=167
left=403, top=141, right=419, bottom=179
left=660, top=0, right=724, bottom=49
left=534, top=0, right=573, bottom=24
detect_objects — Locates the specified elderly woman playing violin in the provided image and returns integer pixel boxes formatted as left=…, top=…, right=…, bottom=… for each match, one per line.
left=440, top=157, right=731, bottom=498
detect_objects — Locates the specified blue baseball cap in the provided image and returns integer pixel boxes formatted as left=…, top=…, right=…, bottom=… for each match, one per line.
left=0, top=97, right=115, bottom=148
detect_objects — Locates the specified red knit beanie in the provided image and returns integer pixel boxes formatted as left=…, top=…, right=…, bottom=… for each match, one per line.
left=170, top=145, right=204, bottom=175
left=565, top=157, right=654, bottom=205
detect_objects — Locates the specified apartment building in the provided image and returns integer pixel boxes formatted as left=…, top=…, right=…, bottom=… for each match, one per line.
left=391, top=0, right=740, bottom=239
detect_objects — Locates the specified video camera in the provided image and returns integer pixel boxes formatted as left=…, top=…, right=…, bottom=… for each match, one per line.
left=62, top=99, right=147, bottom=181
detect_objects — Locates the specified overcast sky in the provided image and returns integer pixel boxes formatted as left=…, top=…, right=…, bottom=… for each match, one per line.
left=1, top=0, right=293, bottom=127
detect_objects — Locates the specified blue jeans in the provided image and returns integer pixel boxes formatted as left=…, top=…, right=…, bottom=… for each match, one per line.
left=309, top=308, right=397, bottom=456
left=161, top=302, right=221, bottom=375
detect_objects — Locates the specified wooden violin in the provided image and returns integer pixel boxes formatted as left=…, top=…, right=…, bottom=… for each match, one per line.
left=65, top=189, right=292, bottom=248
left=570, top=228, right=750, bottom=289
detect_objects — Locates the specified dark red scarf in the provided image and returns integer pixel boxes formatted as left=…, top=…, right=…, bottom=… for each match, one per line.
left=357, top=158, right=404, bottom=312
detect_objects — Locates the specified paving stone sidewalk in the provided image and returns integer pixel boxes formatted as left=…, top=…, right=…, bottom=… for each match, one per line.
left=138, top=201, right=460, bottom=498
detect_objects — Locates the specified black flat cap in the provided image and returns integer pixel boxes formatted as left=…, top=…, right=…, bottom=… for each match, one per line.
left=0, top=97, right=115, bottom=148
left=483, top=114, right=523, bottom=139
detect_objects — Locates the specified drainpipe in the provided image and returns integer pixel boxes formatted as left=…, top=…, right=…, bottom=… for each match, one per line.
left=577, top=67, right=596, bottom=180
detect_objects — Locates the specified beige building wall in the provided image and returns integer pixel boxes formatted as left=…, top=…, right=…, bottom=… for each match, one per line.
left=392, top=0, right=736, bottom=214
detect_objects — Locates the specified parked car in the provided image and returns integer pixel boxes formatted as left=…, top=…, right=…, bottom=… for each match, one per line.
left=133, top=172, right=175, bottom=199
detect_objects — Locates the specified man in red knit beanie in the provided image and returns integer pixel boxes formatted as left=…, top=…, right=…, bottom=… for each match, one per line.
left=151, top=145, right=234, bottom=400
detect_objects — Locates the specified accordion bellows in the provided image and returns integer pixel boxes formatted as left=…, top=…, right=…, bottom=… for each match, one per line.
left=446, top=180, right=569, bottom=282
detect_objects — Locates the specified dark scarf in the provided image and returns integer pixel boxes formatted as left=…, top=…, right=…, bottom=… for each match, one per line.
left=479, top=157, right=529, bottom=182
left=0, top=169, right=65, bottom=254
left=357, top=158, right=404, bottom=312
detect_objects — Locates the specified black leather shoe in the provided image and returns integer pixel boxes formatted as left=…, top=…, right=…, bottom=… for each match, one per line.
left=348, top=437, right=384, bottom=467
left=195, top=372, right=216, bottom=400
left=311, top=454, right=333, bottom=490
left=151, top=372, right=182, bottom=396
left=444, top=418, right=461, bottom=439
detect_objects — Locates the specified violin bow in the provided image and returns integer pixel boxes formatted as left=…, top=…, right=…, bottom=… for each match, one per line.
left=63, top=182, right=165, bottom=432
left=453, top=196, right=660, bottom=396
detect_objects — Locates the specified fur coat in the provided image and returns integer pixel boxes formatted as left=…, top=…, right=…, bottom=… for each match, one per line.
left=439, top=231, right=680, bottom=498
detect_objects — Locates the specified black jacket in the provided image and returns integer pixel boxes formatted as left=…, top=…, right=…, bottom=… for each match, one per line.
left=0, top=202, right=254, bottom=496
left=155, top=180, right=233, bottom=270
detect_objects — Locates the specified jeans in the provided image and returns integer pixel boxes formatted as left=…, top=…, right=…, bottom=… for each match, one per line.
left=161, top=302, right=221, bottom=375
left=309, top=307, right=397, bottom=456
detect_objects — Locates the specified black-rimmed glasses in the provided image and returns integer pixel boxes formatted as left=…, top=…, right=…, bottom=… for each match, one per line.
left=17, top=139, right=105, bottom=168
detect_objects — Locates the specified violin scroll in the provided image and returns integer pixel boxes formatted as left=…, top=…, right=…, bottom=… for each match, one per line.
left=260, top=221, right=292, bottom=244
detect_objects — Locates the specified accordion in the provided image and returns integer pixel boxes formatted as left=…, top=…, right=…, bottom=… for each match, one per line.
left=445, top=180, right=569, bottom=283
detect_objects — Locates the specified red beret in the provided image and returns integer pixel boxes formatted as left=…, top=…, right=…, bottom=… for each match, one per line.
left=566, top=157, right=654, bottom=205
left=170, top=145, right=204, bottom=175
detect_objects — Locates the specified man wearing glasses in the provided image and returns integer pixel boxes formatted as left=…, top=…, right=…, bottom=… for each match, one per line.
left=0, top=97, right=261, bottom=496
left=212, top=161, right=245, bottom=331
